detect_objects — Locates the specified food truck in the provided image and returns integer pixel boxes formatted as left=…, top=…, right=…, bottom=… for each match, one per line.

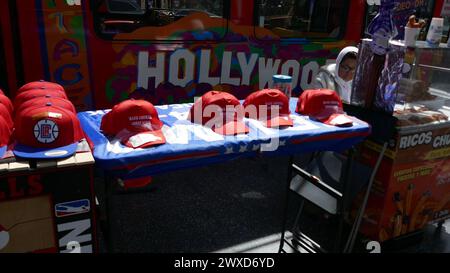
left=1, top=0, right=443, bottom=111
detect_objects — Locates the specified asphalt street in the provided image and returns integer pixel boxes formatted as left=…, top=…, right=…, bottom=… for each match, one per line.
left=96, top=155, right=302, bottom=253
left=93, top=154, right=450, bottom=253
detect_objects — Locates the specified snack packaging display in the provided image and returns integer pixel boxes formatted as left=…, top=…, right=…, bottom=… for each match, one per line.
left=351, top=0, right=402, bottom=114
left=351, top=39, right=385, bottom=109
left=351, top=39, right=406, bottom=114
left=373, top=40, right=406, bottom=113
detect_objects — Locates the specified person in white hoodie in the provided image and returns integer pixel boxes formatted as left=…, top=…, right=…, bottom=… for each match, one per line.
left=313, top=46, right=358, bottom=104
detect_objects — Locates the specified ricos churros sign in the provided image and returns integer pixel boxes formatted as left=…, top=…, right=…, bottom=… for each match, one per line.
left=396, top=128, right=450, bottom=162
left=354, top=125, right=450, bottom=242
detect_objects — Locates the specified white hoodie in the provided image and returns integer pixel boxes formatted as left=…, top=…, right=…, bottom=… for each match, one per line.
left=314, top=46, right=359, bottom=103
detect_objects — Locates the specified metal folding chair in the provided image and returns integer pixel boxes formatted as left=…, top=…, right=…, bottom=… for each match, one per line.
left=278, top=105, right=397, bottom=253
left=279, top=148, right=362, bottom=253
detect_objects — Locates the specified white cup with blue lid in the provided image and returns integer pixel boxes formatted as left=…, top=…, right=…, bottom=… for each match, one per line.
left=272, top=75, right=293, bottom=99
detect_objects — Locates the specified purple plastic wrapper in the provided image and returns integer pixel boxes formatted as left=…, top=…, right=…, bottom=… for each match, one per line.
left=367, top=0, right=398, bottom=55
left=373, top=40, right=405, bottom=113
left=351, top=39, right=406, bottom=114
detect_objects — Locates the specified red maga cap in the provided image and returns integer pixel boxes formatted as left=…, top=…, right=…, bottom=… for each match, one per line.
left=243, top=89, right=293, bottom=128
left=0, top=94, right=13, bottom=115
left=0, top=116, right=12, bottom=158
left=101, top=99, right=165, bottom=148
left=13, top=89, right=68, bottom=110
left=18, top=80, right=65, bottom=94
left=13, top=105, right=84, bottom=159
left=15, top=96, right=76, bottom=115
left=189, top=91, right=249, bottom=135
left=296, top=89, right=353, bottom=127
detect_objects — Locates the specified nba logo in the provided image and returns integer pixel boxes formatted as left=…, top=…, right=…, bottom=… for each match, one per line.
left=55, top=199, right=90, bottom=217
left=34, top=119, right=59, bottom=143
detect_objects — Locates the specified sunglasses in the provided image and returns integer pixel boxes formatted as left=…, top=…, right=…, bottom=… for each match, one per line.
left=340, top=64, right=356, bottom=73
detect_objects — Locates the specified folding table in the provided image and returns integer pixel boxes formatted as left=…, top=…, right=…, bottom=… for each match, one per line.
left=78, top=98, right=371, bottom=251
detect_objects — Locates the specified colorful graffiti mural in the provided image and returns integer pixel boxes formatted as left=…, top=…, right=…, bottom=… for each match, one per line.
left=2, top=0, right=444, bottom=110
left=102, top=12, right=348, bottom=106
left=37, top=0, right=93, bottom=111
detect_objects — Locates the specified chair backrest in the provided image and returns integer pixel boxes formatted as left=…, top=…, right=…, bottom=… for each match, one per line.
left=293, top=150, right=373, bottom=211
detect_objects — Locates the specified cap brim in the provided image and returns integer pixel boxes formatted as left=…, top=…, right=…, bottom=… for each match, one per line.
left=13, top=142, right=78, bottom=159
left=264, top=115, right=293, bottom=128
left=321, top=113, right=354, bottom=127
left=314, top=107, right=345, bottom=121
left=213, top=121, right=249, bottom=135
left=122, top=130, right=166, bottom=148
left=0, top=146, right=6, bottom=159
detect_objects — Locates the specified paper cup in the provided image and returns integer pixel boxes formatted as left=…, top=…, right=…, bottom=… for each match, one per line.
left=404, top=27, right=419, bottom=47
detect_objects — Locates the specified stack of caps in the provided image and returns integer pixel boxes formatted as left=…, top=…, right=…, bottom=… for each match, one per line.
left=0, top=88, right=13, bottom=158
left=12, top=80, right=84, bottom=159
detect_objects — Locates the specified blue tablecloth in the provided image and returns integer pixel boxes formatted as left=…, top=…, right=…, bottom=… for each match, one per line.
left=78, top=98, right=371, bottom=179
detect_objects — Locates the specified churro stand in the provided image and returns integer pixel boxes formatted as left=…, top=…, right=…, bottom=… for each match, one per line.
left=353, top=41, right=450, bottom=242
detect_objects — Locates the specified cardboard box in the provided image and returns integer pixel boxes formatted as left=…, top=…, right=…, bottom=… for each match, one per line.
left=0, top=152, right=97, bottom=253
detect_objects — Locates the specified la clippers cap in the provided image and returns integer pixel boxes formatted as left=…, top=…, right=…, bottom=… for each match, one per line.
left=101, top=99, right=165, bottom=148
left=0, top=116, right=12, bottom=158
left=243, top=89, right=293, bottom=128
left=18, top=80, right=65, bottom=94
left=15, top=96, right=76, bottom=115
left=13, top=104, right=85, bottom=159
left=13, top=89, right=68, bottom=110
left=0, top=103, right=13, bottom=130
left=296, top=89, right=353, bottom=127
left=189, top=91, right=249, bottom=135
left=0, top=94, right=13, bottom=115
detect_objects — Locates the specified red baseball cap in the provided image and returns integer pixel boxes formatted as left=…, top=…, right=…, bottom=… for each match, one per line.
left=15, top=96, right=76, bottom=115
left=243, top=89, right=293, bottom=128
left=18, top=80, right=65, bottom=94
left=189, top=91, right=249, bottom=135
left=296, top=89, right=353, bottom=127
left=0, top=94, right=13, bottom=115
left=13, top=89, right=68, bottom=110
left=101, top=99, right=166, bottom=148
left=13, top=105, right=85, bottom=159
left=0, top=115, right=12, bottom=158
left=0, top=103, right=13, bottom=130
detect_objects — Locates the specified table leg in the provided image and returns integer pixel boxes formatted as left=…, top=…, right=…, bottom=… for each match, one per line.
left=278, top=155, right=294, bottom=253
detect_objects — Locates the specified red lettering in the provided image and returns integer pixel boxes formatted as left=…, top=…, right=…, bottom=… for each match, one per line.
left=8, top=178, right=24, bottom=198
left=28, top=175, right=44, bottom=196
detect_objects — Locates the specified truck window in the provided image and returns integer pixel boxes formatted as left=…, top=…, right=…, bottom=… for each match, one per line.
left=257, top=0, right=350, bottom=40
left=92, top=0, right=225, bottom=40
left=106, top=0, right=146, bottom=14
